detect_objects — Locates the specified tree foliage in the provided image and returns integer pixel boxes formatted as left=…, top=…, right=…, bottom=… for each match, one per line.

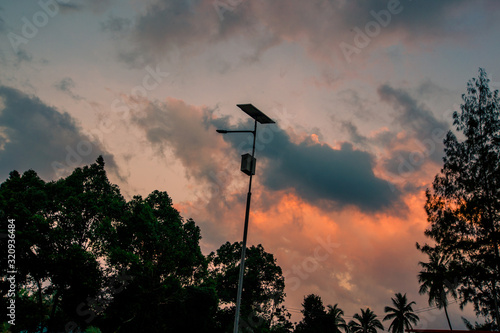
left=0, top=157, right=126, bottom=332
left=0, top=158, right=219, bottom=332
left=417, top=251, right=457, bottom=330
left=383, top=293, right=419, bottom=333
left=418, top=68, right=500, bottom=327
left=0, top=157, right=295, bottom=332
left=294, top=294, right=346, bottom=333
left=348, top=308, right=384, bottom=333
left=208, top=241, right=292, bottom=332
left=100, top=191, right=217, bottom=332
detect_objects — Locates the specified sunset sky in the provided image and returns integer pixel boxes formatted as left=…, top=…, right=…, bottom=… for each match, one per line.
left=1, top=0, right=500, bottom=328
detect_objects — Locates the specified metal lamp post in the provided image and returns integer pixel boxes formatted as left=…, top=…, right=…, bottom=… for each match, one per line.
left=216, top=104, right=275, bottom=333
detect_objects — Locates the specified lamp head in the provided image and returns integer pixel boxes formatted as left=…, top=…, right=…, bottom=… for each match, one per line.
left=216, top=129, right=228, bottom=134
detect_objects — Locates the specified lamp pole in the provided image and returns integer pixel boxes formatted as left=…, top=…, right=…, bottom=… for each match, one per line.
left=216, top=104, right=274, bottom=333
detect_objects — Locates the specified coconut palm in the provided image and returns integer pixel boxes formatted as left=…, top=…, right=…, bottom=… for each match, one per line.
left=349, top=308, right=384, bottom=333
left=418, top=252, right=458, bottom=330
left=327, top=303, right=347, bottom=333
left=383, top=293, right=420, bottom=333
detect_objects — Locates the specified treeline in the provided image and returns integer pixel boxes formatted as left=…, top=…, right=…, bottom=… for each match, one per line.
left=0, top=157, right=421, bottom=333
left=293, top=293, right=417, bottom=333
left=0, top=157, right=290, bottom=332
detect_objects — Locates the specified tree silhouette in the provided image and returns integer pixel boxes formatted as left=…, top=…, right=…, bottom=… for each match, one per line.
left=208, top=241, right=291, bottom=332
left=0, top=157, right=126, bottom=332
left=418, top=68, right=500, bottom=326
left=101, top=190, right=217, bottom=332
left=418, top=251, right=457, bottom=330
left=326, top=303, right=348, bottom=333
left=462, top=316, right=497, bottom=331
left=383, top=293, right=419, bottom=333
left=0, top=157, right=221, bottom=332
left=348, top=308, right=384, bottom=333
left=294, top=294, right=329, bottom=333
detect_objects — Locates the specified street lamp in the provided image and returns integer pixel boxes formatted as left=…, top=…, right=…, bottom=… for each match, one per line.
left=217, top=104, right=275, bottom=333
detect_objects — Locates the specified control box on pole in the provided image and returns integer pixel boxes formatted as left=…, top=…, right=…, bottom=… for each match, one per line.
left=240, top=153, right=256, bottom=176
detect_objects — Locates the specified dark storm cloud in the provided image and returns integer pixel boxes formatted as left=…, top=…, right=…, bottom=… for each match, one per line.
left=330, top=0, right=471, bottom=36
left=211, top=117, right=400, bottom=212
left=105, top=0, right=499, bottom=65
left=377, top=84, right=450, bottom=175
left=111, top=0, right=274, bottom=66
left=132, top=100, right=399, bottom=212
left=0, top=85, right=117, bottom=180
left=264, top=129, right=399, bottom=211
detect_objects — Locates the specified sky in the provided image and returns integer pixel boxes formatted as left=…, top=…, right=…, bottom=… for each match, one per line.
left=1, top=0, right=500, bottom=328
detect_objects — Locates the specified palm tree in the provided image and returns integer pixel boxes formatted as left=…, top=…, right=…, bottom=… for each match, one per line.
left=349, top=308, right=384, bottom=333
left=418, top=252, right=458, bottom=330
left=383, top=293, right=420, bottom=333
left=326, top=303, right=347, bottom=333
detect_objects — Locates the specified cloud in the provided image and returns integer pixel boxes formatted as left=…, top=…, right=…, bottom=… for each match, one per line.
left=14, top=49, right=32, bottom=64
left=57, top=0, right=115, bottom=13
left=377, top=84, right=450, bottom=174
left=0, top=85, right=117, bottom=181
left=130, top=98, right=232, bottom=183
left=341, top=121, right=368, bottom=146
left=100, top=15, right=132, bottom=34
left=54, top=77, right=84, bottom=101
left=246, top=191, right=431, bottom=325
left=209, top=116, right=400, bottom=212
left=128, top=98, right=255, bottom=249
left=0, top=15, right=5, bottom=33
left=263, top=133, right=399, bottom=212
left=131, top=97, right=400, bottom=212
left=104, top=0, right=500, bottom=68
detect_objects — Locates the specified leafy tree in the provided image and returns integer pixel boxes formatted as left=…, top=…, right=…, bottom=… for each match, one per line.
left=326, top=304, right=348, bottom=333
left=461, top=316, right=497, bottom=331
left=294, top=295, right=346, bottom=333
left=0, top=169, right=50, bottom=331
left=101, top=190, right=218, bottom=332
left=417, top=251, right=457, bottom=330
left=0, top=157, right=126, bottom=332
left=418, top=68, right=500, bottom=326
left=348, top=308, right=384, bottom=333
left=294, top=294, right=327, bottom=333
left=383, top=293, right=419, bottom=333
left=1, top=157, right=220, bottom=332
left=208, top=241, right=291, bottom=332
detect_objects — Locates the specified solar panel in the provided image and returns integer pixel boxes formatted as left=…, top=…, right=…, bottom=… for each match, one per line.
left=237, top=104, right=275, bottom=124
